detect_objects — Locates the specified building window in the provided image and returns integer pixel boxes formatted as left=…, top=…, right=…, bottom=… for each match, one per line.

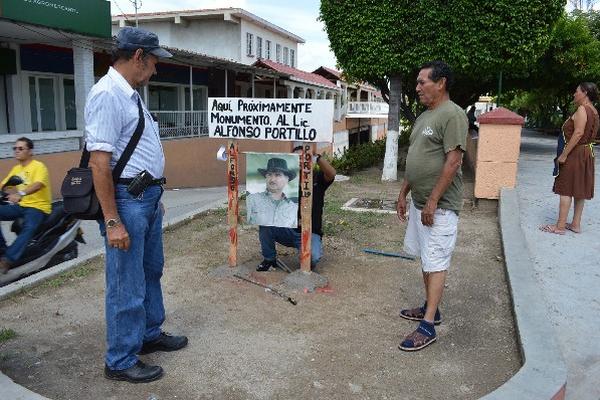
left=246, top=32, right=254, bottom=56
left=276, top=44, right=281, bottom=63
left=283, top=47, right=289, bottom=65
left=29, top=76, right=57, bottom=131
left=185, top=87, right=208, bottom=111
left=290, top=49, right=295, bottom=68
left=265, top=40, right=271, bottom=59
left=256, top=36, right=263, bottom=59
left=63, top=79, right=77, bottom=130
left=149, top=85, right=179, bottom=111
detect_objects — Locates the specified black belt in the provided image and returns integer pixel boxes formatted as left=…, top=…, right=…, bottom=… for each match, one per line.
left=117, top=177, right=166, bottom=186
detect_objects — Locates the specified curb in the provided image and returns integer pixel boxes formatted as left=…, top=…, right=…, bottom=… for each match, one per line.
left=480, top=188, right=567, bottom=400
left=1, top=197, right=227, bottom=400
left=0, top=372, right=49, bottom=400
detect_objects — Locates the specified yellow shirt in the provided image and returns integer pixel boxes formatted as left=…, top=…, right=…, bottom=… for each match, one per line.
left=1, top=160, right=52, bottom=214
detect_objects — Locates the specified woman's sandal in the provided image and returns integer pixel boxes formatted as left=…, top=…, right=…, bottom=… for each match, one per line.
left=565, top=223, right=581, bottom=233
left=539, top=224, right=566, bottom=235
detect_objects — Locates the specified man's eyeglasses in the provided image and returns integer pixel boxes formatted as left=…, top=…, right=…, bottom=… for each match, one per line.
left=13, top=146, right=28, bottom=151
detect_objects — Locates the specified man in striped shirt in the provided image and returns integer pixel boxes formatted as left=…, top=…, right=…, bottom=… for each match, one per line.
left=85, top=27, right=187, bottom=383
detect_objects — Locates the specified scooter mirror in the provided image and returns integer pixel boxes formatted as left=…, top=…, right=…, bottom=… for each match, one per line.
left=2, top=175, right=24, bottom=188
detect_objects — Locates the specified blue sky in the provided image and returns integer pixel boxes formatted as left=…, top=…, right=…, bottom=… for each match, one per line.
left=109, top=0, right=337, bottom=72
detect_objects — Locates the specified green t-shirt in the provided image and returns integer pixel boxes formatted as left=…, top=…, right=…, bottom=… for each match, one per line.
left=405, top=100, right=468, bottom=212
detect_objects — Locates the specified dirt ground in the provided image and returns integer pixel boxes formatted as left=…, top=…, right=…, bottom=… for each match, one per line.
left=0, top=167, right=520, bottom=400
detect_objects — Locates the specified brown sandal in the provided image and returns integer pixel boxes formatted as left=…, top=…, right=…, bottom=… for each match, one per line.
left=565, top=223, right=581, bottom=233
left=539, top=224, right=566, bottom=235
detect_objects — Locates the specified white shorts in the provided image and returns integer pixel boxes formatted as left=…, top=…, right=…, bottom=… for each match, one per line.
left=404, top=201, right=459, bottom=272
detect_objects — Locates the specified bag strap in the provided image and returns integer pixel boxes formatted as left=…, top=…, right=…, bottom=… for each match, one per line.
left=79, top=97, right=146, bottom=182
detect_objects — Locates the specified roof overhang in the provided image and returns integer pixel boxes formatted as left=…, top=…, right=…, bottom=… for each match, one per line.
left=90, top=40, right=290, bottom=78
left=281, top=79, right=340, bottom=92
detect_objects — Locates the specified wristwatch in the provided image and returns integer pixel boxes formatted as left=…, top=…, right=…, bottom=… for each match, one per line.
left=17, top=190, right=26, bottom=197
left=105, top=218, right=121, bottom=229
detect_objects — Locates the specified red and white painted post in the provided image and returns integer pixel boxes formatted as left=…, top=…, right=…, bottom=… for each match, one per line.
left=300, top=144, right=313, bottom=273
left=227, top=140, right=239, bottom=267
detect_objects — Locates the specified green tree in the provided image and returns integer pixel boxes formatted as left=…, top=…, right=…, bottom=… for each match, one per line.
left=320, top=0, right=565, bottom=181
left=505, top=13, right=600, bottom=128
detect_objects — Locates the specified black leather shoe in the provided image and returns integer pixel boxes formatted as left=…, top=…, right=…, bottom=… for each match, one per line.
left=139, top=332, right=188, bottom=355
left=256, top=259, right=276, bottom=272
left=0, top=258, right=11, bottom=275
left=104, top=360, right=163, bottom=383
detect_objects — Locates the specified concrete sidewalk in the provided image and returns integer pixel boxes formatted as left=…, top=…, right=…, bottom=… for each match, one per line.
left=515, top=130, right=600, bottom=400
left=1, top=186, right=231, bottom=262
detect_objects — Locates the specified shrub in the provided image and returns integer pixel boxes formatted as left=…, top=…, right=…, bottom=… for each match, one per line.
left=329, top=139, right=387, bottom=175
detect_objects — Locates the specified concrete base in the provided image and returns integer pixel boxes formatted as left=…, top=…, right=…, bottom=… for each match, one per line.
left=474, top=198, right=498, bottom=212
left=211, top=263, right=329, bottom=295
left=282, top=270, right=328, bottom=293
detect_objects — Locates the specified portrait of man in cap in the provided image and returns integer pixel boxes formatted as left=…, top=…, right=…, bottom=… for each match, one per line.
left=246, top=153, right=299, bottom=228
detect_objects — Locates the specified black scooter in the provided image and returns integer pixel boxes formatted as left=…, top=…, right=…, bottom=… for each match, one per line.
left=0, top=176, right=84, bottom=287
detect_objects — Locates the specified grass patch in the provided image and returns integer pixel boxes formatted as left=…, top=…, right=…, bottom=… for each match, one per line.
left=191, top=207, right=229, bottom=231
left=0, top=328, right=17, bottom=343
left=323, top=198, right=387, bottom=237
left=41, top=264, right=97, bottom=289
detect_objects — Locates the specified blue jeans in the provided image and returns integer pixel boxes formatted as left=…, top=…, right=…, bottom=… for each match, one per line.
left=258, top=226, right=323, bottom=267
left=101, top=185, right=165, bottom=371
left=0, top=204, right=46, bottom=263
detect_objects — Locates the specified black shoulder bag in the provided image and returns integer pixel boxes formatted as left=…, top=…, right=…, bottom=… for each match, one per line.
left=61, top=98, right=146, bottom=220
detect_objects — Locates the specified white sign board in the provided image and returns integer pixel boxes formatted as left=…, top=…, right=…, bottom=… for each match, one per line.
left=208, top=98, right=334, bottom=143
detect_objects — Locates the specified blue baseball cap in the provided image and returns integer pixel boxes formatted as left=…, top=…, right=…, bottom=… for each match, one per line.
left=116, top=26, right=172, bottom=59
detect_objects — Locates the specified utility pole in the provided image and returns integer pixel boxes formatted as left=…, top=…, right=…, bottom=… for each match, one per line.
left=129, top=0, right=142, bottom=27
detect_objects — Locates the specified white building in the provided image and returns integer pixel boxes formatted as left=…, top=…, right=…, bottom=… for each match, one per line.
left=112, top=8, right=304, bottom=68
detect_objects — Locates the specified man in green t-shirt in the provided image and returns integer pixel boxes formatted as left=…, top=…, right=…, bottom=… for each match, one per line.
left=396, top=61, right=468, bottom=351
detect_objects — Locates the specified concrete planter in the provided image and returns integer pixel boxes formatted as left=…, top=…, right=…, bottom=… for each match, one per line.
left=474, top=108, right=524, bottom=199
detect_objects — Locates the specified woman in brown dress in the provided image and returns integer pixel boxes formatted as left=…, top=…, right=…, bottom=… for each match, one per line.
left=541, top=82, right=599, bottom=234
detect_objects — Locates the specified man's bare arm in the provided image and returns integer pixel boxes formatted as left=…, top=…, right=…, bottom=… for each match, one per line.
left=396, top=179, right=411, bottom=222
left=8, top=181, right=45, bottom=204
left=317, top=156, right=336, bottom=183
left=421, top=148, right=463, bottom=226
left=89, top=151, right=119, bottom=220
left=89, top=151, right=130, bottom=250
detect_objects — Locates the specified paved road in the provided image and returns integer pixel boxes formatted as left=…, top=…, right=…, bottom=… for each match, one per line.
left=516, top=130, right=600, bottom=400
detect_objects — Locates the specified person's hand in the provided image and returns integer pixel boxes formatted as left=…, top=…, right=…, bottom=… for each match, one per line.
left=7, top=193, right=22, bottom=204
left=396, top=194, right=408, bottom=223
left=107, top=224, right=130, bottom=251
left=558, top=153, right=567, bottom=164
left=421, top=198, right=438, bottom=227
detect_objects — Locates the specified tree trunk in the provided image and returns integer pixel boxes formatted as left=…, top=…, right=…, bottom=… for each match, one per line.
left=381, top=74, right=402, bottom=182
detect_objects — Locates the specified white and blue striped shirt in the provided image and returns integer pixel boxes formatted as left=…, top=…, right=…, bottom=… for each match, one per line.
left=84, top=67, right=165, bottom=179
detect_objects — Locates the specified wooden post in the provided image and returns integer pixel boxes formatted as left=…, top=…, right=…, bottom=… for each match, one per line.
left=300, top=144, right=313, bottom=273
left=227, top=140, right=239, bottom=267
